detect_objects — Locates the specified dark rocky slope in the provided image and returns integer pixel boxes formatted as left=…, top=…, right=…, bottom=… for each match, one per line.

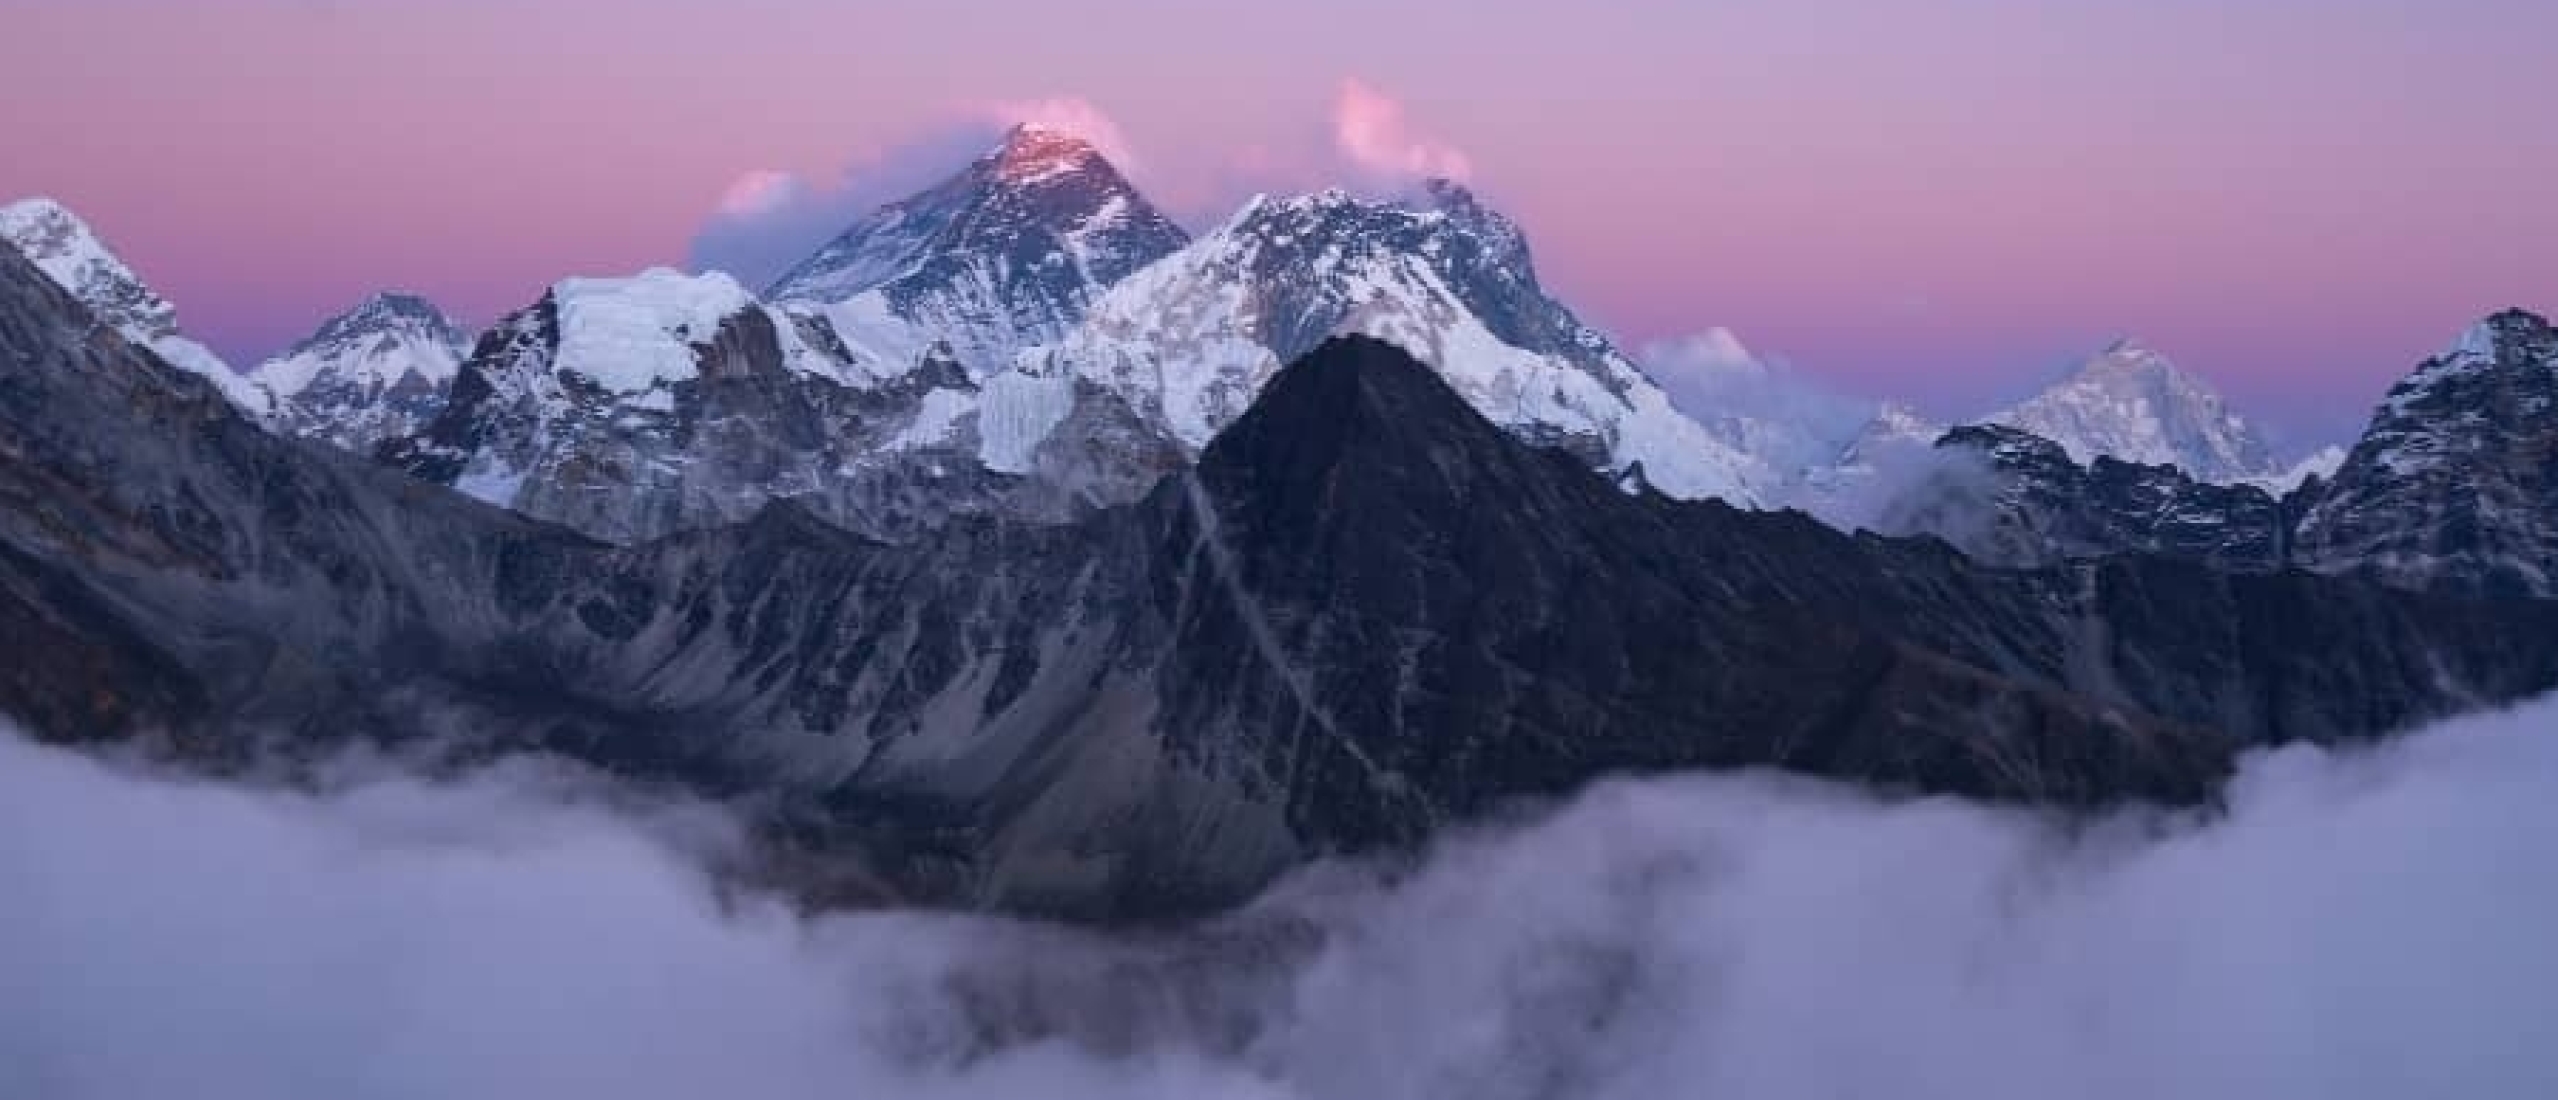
left=5, top=243, right=2556, bottom=917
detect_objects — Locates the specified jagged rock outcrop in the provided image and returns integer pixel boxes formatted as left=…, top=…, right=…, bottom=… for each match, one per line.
left=2295, top=310, right=2558, bottom=597
left=1890, top=425, right=2293, bottom=571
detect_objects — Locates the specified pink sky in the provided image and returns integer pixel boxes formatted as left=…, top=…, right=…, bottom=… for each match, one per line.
left=4, top=0, right=2551, bottom=444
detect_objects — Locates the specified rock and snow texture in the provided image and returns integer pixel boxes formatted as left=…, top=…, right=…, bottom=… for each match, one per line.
left=2251, top=445, right=2347, bottom=495
left=387, top=266, right=1182, bottom=543
left=250, top=292, right=472, bottom=452
left=398, top=166, right=1779, bottom=542
left=0, top=196, right=270, bottom=415
left=1023, top=180, right=1772, bottom=505
left=1988, top=339, right=2280, bottom=485
left=766, top=124, right=1191, bottom=380
left=2294, top=310, right=2558, bottom=597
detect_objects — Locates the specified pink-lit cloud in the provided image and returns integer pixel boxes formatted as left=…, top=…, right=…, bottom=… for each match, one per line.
left=714, top=171, right=806, bottom=220
left=689, top=124, right=1006, bottom=289
left=1333, top=79, right=1473, bottom=184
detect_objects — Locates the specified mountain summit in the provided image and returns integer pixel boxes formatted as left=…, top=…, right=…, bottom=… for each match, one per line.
left=0, top=197, right=268, bottom=414
left=251, top=292, right=472, bottom=451
left=767, top=124, right=1191, bottom=377
left=1989, top=338, right=2279, bottom=483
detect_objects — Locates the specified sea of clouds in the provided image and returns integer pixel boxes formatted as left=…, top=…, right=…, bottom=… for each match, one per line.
left=4, top=695, right=2555, bottom=1100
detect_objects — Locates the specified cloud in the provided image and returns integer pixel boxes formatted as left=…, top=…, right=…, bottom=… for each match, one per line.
left=1643, top=327, right=1774, bottom=394
left=713, top=170, right=806, bottom=220
left=1642, top=328, right=1880, bottom=471
left=1333, top=79, right=1473, bottom=185
left=7, top=691, right=2558, bottom=1098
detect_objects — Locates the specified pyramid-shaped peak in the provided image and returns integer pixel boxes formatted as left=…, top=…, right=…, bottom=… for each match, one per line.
left=294, top=291, right=466, bottom=354
left=987, top=123, right=1113, bottom=184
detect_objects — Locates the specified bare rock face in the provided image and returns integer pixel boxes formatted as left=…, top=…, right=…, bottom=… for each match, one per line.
left=1890, top=425, right=2293, bottom=572
left=7, top=245, right=2558, bottom=920
left=2295, top=310, right=2558, bottom=598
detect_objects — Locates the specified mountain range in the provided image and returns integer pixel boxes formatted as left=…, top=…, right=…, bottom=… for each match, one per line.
left=4, top=126, right=2552, bottom=918
left=7, top=128, right=2342, bottom=543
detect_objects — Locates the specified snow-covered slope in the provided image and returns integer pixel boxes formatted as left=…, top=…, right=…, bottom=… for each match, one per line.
left=251, top=292, right=472, bottom=452
left=387, top=267, right=1180, bottom=543
left=767, top=125, right=1190, bottom=379
left=0, top=197, right=270, bottom=415
left=1988, top=339, right=2278, bottom=484
left=1022, top=181, right=1772, bottom=505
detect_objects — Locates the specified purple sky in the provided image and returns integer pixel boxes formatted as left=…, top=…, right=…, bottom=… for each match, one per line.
left=4, top=0, right=2551, bottom=446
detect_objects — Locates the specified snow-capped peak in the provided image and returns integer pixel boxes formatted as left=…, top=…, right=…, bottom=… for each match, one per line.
left=1988, top=339, right=2278, bottom=483
left=988, top=123, right=1108, bottom=186
left=247, top=291, right=473, bottom=452
left=1022, top=185, right=1772, bottom=505
left=764, top=126, right=1190, bottom=380
left=0, top=196, right=269, bottom=415
left=256, top=292, right=469, bottom=399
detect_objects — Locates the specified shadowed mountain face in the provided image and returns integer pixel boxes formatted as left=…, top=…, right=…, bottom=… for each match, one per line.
left=6, top=242, right=2558, bottom=918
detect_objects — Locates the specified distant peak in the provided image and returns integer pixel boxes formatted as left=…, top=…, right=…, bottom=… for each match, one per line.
left=988, top=124, right=1107, bottom=184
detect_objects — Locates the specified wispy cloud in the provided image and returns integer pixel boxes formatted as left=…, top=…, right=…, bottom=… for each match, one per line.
left=1333, top=78, right=1473, bottom=185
